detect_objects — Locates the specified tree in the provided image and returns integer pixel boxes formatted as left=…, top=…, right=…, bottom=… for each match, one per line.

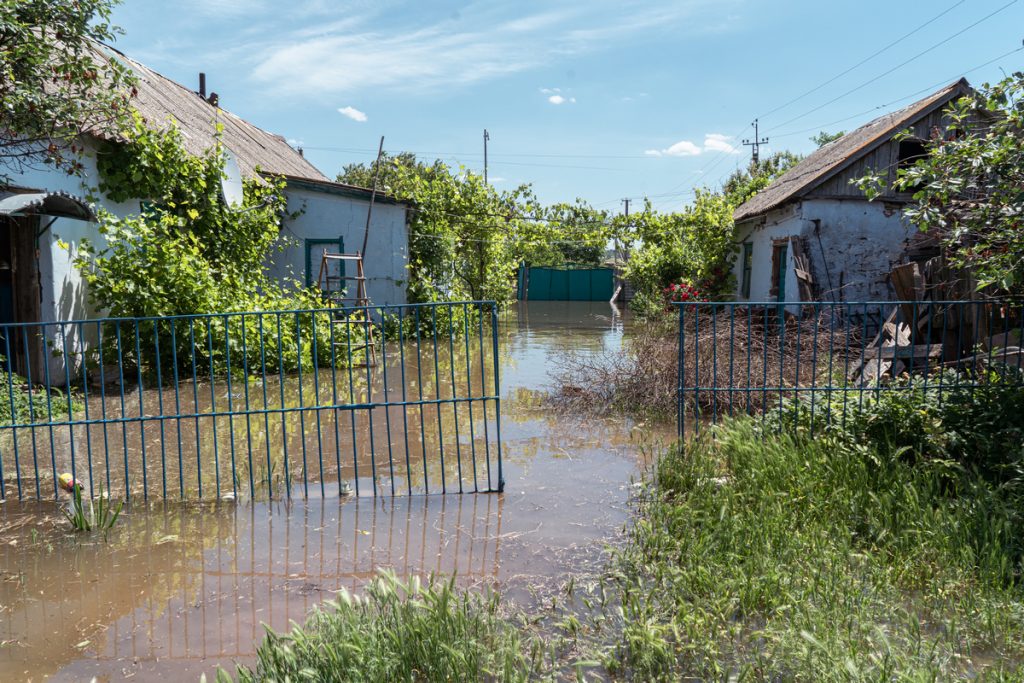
left=619, top=191, right=736, bottom=307
left=620, top=150, right=803, bottom=313
left=337, top=151, right=418, bottom=191
left=722, top=150, right=802, bottom=206
left=531, top=200, right=611, bottom=267
left=340, top=154, right=539, bottom=303
left=0, top=0, right=134, bottom=178
left=810, top=130, right=845, bottom=148
left=856, top=73, right=1024, bottom=294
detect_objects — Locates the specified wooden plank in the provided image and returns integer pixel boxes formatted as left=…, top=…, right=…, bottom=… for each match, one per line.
left=861, top=343, right=944, bottom=360
left=789, top=237, right=816, bottom=302
left=890, top=262, right=924, bottom=329
left=858, top=358, right=892, bottom=386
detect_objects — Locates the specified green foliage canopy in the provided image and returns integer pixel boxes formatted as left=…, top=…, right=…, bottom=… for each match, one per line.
left=0, top=0, right=134, bottom=178
left=810, top=130, right=845, bottom=148
left=340, top=154, right=559, bottom=303
left=621, top=151, right=802, bottom=312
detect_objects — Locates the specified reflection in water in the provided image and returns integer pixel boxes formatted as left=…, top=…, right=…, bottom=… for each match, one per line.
left=0, top=301, right=675, bottom=680
left=0, top=495, right=502, bottom=681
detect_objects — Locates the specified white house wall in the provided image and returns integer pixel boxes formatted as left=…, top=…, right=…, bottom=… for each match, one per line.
left=8, top=142, right=126, bottom=324
left=268, top=185, right=409, bottom=306
left=799, top=199, right=914, bottom=303
left=733, top=203, right=800, bottom=306
left=7, top=142, right=133, bottom=382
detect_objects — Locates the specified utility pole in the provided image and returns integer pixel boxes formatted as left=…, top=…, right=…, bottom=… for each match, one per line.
left=618, top=198, right=631, bottom=266
left=483, top=129, right=489, bottom=185
left=742, top=118, right=769, bottom=165
left=361, top=135, right=385, bottom=258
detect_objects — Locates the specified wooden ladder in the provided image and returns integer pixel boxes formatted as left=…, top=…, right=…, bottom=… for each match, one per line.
left=317, top=251, right=377, bottom=366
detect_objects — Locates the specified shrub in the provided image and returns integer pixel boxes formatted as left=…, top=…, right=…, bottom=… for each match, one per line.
left=769, top=367, right=1024, bottom=488
left=223, top=571, right=534, bottom=682
left=78, top=112, right=362, bottom=377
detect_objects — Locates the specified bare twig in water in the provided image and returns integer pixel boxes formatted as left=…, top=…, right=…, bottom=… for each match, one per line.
left=550, top=308, right=858, bottom=419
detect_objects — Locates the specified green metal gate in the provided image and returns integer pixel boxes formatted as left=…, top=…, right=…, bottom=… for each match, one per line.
left=0, top=301, right=504, bottom=501
left=517, top=266, right=614, bottom=301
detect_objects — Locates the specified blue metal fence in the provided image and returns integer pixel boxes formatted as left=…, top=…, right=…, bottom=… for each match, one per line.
left=676, top=300, right=1024, bottom=437
left=0, top=301, right=504, bottom=501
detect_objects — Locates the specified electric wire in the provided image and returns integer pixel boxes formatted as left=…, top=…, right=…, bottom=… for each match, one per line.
left=756, top=1, right=967, bottom=120
left=767, top=0, right=1019, bottom=131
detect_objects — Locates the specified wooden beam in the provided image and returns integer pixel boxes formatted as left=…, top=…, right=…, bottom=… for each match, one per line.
left=861, top=343, right=944, bottom=360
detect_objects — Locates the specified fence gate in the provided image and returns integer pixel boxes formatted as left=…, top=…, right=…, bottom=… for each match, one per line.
left=0, top=301, right=503, bottom=501
left=676, top=300, right=1024, bottom=437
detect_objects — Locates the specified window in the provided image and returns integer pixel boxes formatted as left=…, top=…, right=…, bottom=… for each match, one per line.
left=896, top=138, right=927, bottom=170
left=896, top=138, right=928, bottom=192
left=740, top=242, right=753, bottom=298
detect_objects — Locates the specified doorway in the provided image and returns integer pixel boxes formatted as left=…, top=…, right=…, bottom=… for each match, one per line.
left=0, top=216, right=43, bottom=378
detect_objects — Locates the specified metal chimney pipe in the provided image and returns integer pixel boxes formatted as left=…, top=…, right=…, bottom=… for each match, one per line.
left=199, top=72, right=206, bottom=99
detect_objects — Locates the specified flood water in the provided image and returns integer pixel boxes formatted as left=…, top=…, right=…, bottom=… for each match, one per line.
left=0, top=302, right=675, bottom=681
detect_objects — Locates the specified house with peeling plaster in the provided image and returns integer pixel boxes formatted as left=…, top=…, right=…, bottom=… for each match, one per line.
left=0, top=45, right=410, bottom=380
left=731, top=79, right=972, bottom=308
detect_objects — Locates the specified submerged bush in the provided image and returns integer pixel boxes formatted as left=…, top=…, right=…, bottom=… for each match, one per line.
left=223, top=571, right=534, bottom=682
left=611, top=417, right=1024, bottom=680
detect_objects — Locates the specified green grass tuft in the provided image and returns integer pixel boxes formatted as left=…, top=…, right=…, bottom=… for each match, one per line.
left=222, top=570, right=536, bottom=682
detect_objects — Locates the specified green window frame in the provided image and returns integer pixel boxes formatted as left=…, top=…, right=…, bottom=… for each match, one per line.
left=305, top=237, right=344, bottom=288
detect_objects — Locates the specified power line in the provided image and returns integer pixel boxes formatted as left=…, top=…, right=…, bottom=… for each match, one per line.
left=302, top=145, right=657, bottom=160
left=756, top=1, right=967, bottom=120
left=768, top=0, right=1019, bottom=131
left=770, top=43, right=1024, bottom=140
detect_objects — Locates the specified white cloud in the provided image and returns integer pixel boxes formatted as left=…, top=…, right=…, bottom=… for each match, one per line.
left=652, top=140, right=702, bottom=157
left=646, top=133, right=740, bottom=157
left=338, top=106, right=368, bottom=122
left=703, top=133, right=739, bottom=154
left=548, top=94, right=576, bottom=105
left=249, top=1, right=738, bottom=96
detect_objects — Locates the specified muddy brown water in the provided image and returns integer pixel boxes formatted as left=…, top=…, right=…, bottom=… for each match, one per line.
left=0, top=302, right=675, bottom=681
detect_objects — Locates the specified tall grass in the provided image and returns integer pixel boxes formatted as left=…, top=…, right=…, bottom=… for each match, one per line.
left=610, top=419, right=1024, bottom=680
left=221, top=570, right=537, bottom=682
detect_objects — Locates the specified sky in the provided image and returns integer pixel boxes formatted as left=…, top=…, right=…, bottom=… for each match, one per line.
left=108, top=0, right=1024, bottom=214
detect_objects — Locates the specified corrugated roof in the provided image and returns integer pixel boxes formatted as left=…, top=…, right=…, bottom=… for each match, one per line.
left=99, top=45, right=329, bottom=182
left=733, top=79, right=971, bottom=222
